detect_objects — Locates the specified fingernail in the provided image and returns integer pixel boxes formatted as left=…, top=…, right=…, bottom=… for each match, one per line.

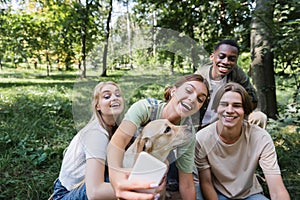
left=154, top=193, right=160, bottom=200
left=150, top=183, right=158, bottom=188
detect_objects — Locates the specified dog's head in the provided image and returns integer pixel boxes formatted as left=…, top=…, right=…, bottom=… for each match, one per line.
left=136, top=119, right=191, bottom=161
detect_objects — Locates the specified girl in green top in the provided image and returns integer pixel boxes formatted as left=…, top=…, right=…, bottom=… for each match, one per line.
left=107, top=74, right=209, bottom=200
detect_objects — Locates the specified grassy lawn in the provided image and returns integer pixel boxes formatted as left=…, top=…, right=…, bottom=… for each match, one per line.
left=0, top=67, right=299, bottom=199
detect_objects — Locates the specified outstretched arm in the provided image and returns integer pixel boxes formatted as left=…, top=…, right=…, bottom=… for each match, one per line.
left=107, top=120, right=158, bottom=200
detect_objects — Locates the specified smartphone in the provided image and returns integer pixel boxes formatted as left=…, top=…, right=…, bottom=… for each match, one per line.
left=128, top=151, right=167, bottom=193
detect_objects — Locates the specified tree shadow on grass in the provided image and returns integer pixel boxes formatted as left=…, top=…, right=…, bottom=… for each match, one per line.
left=0, top=81, right=76, bottom=89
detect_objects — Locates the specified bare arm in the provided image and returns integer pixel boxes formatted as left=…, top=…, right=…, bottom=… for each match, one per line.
left=198, top=168, right=218, bottom=200
left=265, top=174, right=290, bottom=200
left=107, top=120, right=134, bottom=169
left=85, top=158, right=116, bottom=200
left=107, top=120, right=157, bottom=200
left=178, top=170, right=196, bottom=200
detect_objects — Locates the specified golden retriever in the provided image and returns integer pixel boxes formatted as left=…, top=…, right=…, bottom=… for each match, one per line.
left=123, top=119, right=190, bottom=168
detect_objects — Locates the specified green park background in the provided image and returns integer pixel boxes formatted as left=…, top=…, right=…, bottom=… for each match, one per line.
left=0, top=0, right=299, bottom=199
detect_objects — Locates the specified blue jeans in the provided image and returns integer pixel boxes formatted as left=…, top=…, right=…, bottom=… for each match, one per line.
left=195, top=182, right=204, bottom=200
left=217, top=190, right=269, bottom=200
left=53, top=179, right=88, bottom=200
left=166, top=151, right=179, bottom=192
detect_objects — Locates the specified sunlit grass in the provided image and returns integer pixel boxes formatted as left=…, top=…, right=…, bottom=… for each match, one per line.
left=0, top=67, right=299, bottom=199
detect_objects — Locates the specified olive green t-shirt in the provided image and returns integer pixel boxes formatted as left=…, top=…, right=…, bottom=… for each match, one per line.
left=124, top=98, right=196, bottom=173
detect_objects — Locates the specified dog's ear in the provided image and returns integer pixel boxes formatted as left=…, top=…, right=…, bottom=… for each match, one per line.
left=143, top=138, right=153, bottom=152
left=136, top=137, right=146, bottom=153
left=137, top=137, right=153, bottom=153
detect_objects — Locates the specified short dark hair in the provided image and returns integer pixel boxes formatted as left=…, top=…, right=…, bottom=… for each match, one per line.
left=214, top=39, right=240, bottom=54
left=212, top=82, right=253, bottom=116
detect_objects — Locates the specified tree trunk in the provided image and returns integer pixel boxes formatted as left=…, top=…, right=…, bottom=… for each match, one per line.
left=46, top=50, right=51, bottom=76
left=80, top=0, right=89, bottom=79
left=126, top=1, right=133, bottom=70
left=250, top=0, right=277, bottom=119
left=101, top=0, right=113, bottom=77
left=81, top=29, right=86, bottom=78
left=219, top=0, right=230, bottom=36
left=170, top=52, right=175, bottom=75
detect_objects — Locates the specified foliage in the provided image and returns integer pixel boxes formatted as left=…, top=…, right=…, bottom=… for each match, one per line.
left=266, top=104, right=300, bottom=198
left=0, top=0, right=299, bottom=104
left=128, top=83, right=165, bottom=105
left=0, top=84, right=76, bottom=199
left=0, top=0, right=109, bottom=72
left=272, top=0, right=300, bottom=102
left=132, top=0, right=253, bottom=55
left=0, top=68, right=299, bottom=199
left=0, top=0, right=299, bottom=198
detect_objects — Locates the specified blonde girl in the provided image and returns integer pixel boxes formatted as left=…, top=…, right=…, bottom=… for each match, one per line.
left=52, top=81, right=125, bottom=200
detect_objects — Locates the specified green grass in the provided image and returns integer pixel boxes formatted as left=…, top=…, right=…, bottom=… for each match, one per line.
left=0, top=67, right=299, bottom=199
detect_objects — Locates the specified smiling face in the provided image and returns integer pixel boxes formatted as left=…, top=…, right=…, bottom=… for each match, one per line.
left=210, top=44, right=239, bottom=80
left=217, top=91, right=244, bottom=129
left=170, top=80, right=208, bottom=118
left=96, top=84, right=124, bottom=116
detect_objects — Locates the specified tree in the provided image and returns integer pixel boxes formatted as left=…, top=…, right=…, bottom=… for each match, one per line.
left=272, top=0, right=300, bottom=105
left=250, top=0, right=277, bottom=118
left=101, top=0, right=113, bottom=77
left=72, top=0, right=105, bottom=78
left=132, top=0, right=253, bottom=72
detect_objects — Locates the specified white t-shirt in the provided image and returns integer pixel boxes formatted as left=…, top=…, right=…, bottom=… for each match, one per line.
left=202, top=77, right=227, bottom=126
left=58, top=119, right=109, bottom=190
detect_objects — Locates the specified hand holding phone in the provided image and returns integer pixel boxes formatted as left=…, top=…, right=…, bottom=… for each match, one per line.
left=128, top=152, right=168, bottom=193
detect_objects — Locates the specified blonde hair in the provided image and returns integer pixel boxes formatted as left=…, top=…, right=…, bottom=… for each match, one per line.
left=71, top=81, right=124, bottom=190
left=89, top=81, right=124, bottom=138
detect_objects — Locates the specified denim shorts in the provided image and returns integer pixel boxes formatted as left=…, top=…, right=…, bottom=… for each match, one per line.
left=52, top=179, right=88, bottom=200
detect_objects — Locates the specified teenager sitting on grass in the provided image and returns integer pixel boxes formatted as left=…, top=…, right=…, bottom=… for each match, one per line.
left=107, top=74, right=209, bottom=200
left=51, top=81, right=125, bottom=200
left=195, top=82, right=290, bottom=200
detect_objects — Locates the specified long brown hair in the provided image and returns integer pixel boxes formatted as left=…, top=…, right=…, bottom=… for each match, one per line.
left=164, top=73, right=210, bottom=102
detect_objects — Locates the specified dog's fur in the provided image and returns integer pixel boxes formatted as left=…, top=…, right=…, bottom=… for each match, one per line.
left=48, top=119, right=190, bottom=200
left=123, top=119, right=191, bottom=168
